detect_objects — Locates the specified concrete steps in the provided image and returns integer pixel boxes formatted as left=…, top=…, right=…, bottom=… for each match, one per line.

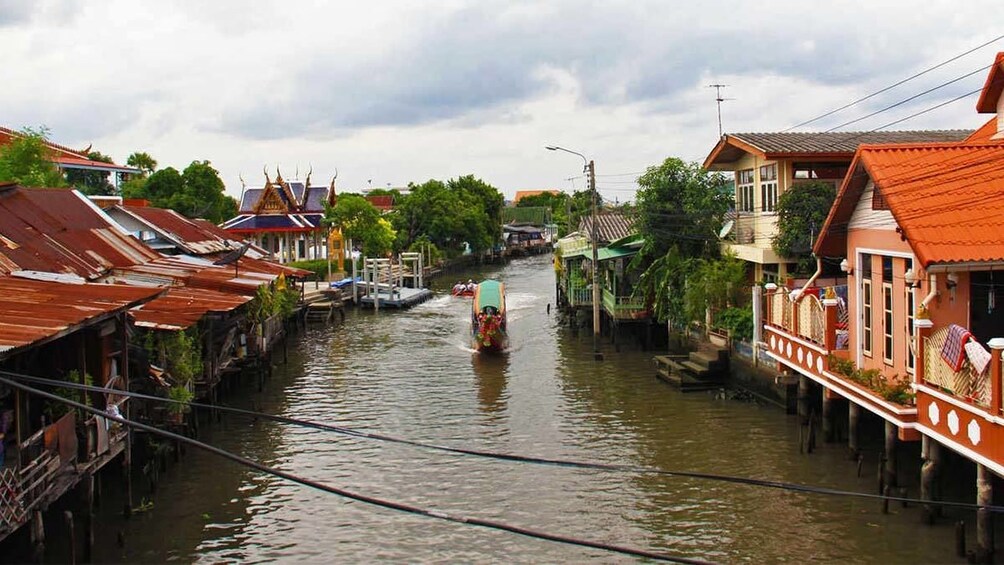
left=654, top=346, right=730, bottom=392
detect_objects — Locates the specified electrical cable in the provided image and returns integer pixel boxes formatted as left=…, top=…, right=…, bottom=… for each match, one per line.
left=0, top=374, right=709, bottom=565
left=784, top=33, right=1004, bottom=131
left=5, top=370, right=1004, bottom=514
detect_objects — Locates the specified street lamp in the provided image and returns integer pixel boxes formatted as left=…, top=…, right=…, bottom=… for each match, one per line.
left=546, top=145, right=602, bottom=361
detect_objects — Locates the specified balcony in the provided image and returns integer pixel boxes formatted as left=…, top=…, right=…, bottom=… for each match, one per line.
left=913, top=323, right=1004, bottom=475
left=601, top=289, right=649, bottom=320
left=567, top=280, right=592, bottom=307
left=762, top=285, right=918, bottom=428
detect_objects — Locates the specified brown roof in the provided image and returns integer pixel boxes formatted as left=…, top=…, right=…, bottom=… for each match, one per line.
left=0, top=126, right=138, bottom=174
left=131, top=286, right=253, bottom=331
left=119, top=205, right=233, bottom=255
left=578, top=212, right=635, bottom=244
left=513, top=189, right=560, bottom=203
left=704, top=130, right=973, bottom=169
left=0, top=276, right=164, bottom=358
left=0, top=185, right=160, bottom=279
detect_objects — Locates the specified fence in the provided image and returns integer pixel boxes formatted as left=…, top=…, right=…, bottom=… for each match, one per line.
left=924, top=326, right=991, bottom=407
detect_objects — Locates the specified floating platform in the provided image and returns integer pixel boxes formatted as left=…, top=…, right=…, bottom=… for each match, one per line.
left=359, top=287, right=434, bottom=309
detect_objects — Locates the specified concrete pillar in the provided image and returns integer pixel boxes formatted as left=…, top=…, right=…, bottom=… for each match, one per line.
left=977, top=463, right=995, bottom=563
left=921, top=436, right=941, bottom=524
left=848, top=402, right=861, bottom=460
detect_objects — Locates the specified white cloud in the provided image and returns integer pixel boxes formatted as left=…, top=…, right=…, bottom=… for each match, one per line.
left=0, top=0, right=1000, bottom=201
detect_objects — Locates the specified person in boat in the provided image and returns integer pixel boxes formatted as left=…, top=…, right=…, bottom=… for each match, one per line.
left=466, top=279, right=476, bottom=292
left=453, top=281, right=465, bottom=294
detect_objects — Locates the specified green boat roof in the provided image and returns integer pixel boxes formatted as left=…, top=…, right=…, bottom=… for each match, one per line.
left=476, top=279, right=504, bottom=310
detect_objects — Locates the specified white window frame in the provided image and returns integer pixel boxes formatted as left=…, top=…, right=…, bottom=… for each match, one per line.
left=737, top=169, right=755, bottom=213
left=855, top=248, right=915, bottom=369
left=760, top=164, right=778, bottom=213
left=883, top=282, right=894, bottom=366
left=862, top=278, right=873, bottom=358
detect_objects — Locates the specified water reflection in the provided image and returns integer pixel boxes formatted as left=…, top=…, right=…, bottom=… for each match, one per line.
left=471, top=351, right=509, bottom=414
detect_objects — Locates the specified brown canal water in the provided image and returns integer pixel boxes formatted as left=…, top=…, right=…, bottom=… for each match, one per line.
left=71, top=255, right=972, bottom=562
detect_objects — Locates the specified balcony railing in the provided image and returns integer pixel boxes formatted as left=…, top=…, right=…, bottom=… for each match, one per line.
left=567, top=281, right=592, bottom=307
left=797, top=294, right=825, bottom=345
left=924, top=326, right=991, bottom=408
left=601, top=289, right=648, bottom=320
left=764, top=286, right=848, bottom=351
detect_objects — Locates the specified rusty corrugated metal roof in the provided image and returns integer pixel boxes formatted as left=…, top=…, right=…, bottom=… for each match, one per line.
left=0, top=275, right=164, bottom=359
left=118, top=205, right=234, bottom=255
left=131, top=287, right=253, bottom=331
left=112, top=255, right=276, bottom=295
left=0, top=186, right=159, bottom=279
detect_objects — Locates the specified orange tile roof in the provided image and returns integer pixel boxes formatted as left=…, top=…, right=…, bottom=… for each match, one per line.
left=815, top=142, right=1004, bottom=267
left=976, top=52, right=1004, bottom=113
left=965, top=117, right=1000, bottom=142
left=513, top=190, right=561, bottom=203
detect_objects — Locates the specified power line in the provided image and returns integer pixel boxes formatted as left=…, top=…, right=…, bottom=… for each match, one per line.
left=783, top=33, right=1004, bottom=131
left=824, top=64, right=991, bottom=132
left=7, top=371, right=1004, bottom=514
left=0, top=374, right=707, bottom=564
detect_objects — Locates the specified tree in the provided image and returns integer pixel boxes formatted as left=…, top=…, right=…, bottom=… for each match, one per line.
left=772, top=180, right=837, bottom=274
left=392, top=175, right=502, bottom=257
left=448, top=174, right=504, bottom=253
left=65, top=150, right=116, bottom=196
left=130, top=161, right=237, bottom=223
left=126, top=152, right=157, bottom=176
left=0, top=126, right=66, bottom=188
left=324, top=194, right=396, bottom=257
left=517, top=191, right=573, bottom=235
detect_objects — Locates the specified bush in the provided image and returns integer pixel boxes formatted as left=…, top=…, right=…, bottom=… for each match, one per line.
left=288, top=259, right=330, bottom=280
left=827, top=355, right=915, bottom=405
left=715, top=306, right=753, bottom=341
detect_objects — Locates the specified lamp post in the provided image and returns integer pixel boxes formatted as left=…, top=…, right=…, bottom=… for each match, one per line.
left=546, top=145, right=603, bottom=361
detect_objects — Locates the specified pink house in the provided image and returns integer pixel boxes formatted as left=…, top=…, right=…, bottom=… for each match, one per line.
left=762, top=52, right=1004, bottom=558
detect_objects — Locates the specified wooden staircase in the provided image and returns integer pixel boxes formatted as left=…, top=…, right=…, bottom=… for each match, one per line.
left=654, top=346, right=730, bottom=392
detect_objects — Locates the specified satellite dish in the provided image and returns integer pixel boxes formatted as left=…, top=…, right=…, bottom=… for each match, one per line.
left=718, top=220, right=735, bottom=239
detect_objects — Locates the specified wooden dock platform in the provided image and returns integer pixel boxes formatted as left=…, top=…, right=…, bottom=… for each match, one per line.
left=359, top=287, right=434, bottom=309
left=654, top=348, right=730, bottom=392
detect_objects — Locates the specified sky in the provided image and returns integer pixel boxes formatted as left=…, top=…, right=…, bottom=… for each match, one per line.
left=2, top=0, right=1002, bottom=203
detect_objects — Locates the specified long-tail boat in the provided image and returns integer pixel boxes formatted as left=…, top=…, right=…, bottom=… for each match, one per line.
left=471, top=279, right=507, bottom=352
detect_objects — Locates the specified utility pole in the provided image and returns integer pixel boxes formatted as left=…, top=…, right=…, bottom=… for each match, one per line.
left=588, top=159, right=603, bottom=361
left=708, top=84, right=732, bottom=138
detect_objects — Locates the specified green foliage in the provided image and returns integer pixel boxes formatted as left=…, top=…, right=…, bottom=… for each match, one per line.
left=249, top=283, right=300, bottom=323
left=325, top=194, right=396, bottom=257
left=129, top=161, right=238, bottom=223
left=715, top=306, right=754, bottom=341
left=632, top=246, right=688, bottom=325
left=0, top=126, right=67, bottom=188
left=167, top=385, right=194, bottom=415
left=634, top=157, right=731, bottom=262
left=827, top=355, right=915, bottom=405
left=392, top=175, right=503, bottom=257
left=288, top=259, right=330, bottom=280
left=682, top=254, right=747, bottom=324
left=772, top=181, right=836, bottom=274
left=407, top=236, right=443, bottom=265
left=126, top=151, right=157, bottom=176
left=66, top=151, right=116, bottom=195
left=45, top=370, right=93, bottom=421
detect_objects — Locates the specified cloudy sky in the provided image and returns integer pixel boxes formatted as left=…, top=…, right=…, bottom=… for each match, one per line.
left=2, top=1, right=1001, bottom=202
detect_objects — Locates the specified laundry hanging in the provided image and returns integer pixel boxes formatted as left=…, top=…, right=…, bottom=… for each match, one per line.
left=941, top=324, right=973, bottom=372
left=965, top=339, right=992, bottom=375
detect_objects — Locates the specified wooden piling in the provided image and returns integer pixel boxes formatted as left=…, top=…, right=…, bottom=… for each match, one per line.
left=848, top=402, right=860, bottom=460
left=81, top=474, right=95, bottom=563
left=65, top=510, right=76, bottom=565
left=977, top=463, right=994, bottom=563
left=30, top=509, right=45, bottom=563
left=797, top=376, right=810, bottom=421
left=822, top=393, right=835, bottom=443
left=921, top=436, right=940, bottom=525
left=956, top=521, right=967, bottom=558
left=884, top=420, right=898, bottom=490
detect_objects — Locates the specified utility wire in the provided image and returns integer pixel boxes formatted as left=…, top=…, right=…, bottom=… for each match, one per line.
left=0, top=374, right=708, bottom=565
left=6, top=371, right=1004, bottom=514
left=784, top=33, right=1004, bottom=131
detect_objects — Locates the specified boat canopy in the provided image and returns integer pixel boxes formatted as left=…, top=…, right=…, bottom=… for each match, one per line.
left=476, top=279, right=504, bottom=311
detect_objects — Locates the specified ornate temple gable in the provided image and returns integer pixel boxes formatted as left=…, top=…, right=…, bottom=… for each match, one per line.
left=253, top=168, right=295, bottom=215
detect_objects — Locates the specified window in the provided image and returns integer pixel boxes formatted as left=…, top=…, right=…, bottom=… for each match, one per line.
left=737, top=169, right=755, bottom=212
left=872, top=185, right=889, bottom=210
left=793, top=162, right=848, bottom=180
left=862, top=279, right=873, bottom=356
left=760, top=164, right=778, bottom=212
left=860, top=253, right=872, bottom=279
left=882, top=256, right=893, bottom=283
left=883, top=283, right=894, bottom=365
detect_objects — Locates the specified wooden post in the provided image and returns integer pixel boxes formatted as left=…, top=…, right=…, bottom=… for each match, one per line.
left=81, top=473, right=95, bottom=563
left=989, top=338, right=1004, bottom=416
left=797, top=375, right=810, bottom=421
left=915, top=319, right=934, bottom=385
left=31, top=510, right=45, bottom=563
left=848, top=402, right=861, bottom=460
left=822, top=390, right=835, bottom=443
left=977, top=464, right=995, bottom=563
left=884, top=420, right=898, bottom=490
left=823, top=295, right=839, bottom=352
left=64, top=510, right=76, bottom=565
left=120, top=313, right=133, bottom=518
left=921, top=435, right=940, bottom=525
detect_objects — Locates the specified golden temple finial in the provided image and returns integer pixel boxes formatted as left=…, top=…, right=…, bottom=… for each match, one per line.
left=263, top=165, right=271, bottom=185
left=305, top=164, right=312, bottom=188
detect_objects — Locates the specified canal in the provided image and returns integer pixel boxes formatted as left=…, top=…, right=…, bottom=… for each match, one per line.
left=78, top=255, right=967, bottom=563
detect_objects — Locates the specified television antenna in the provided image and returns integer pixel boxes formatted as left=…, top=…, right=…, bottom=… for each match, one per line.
left=708, top=84, right=735, bottom=137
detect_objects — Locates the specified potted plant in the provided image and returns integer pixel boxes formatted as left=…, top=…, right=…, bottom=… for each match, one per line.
left=166, top=385, right=194, bottom=425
